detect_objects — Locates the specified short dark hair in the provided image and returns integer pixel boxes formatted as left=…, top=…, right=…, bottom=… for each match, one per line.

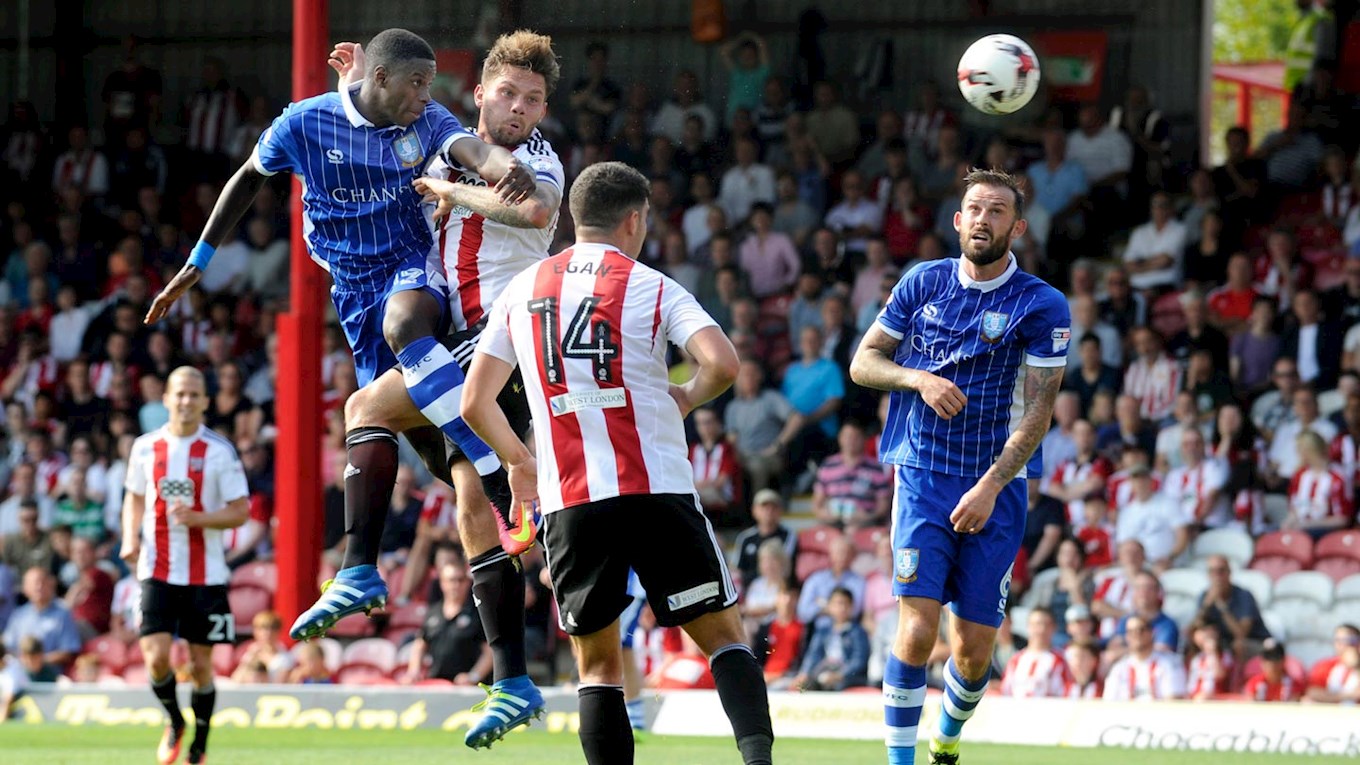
left=962, top=168, right=1025, bottom=218
left=365, top=29, right=435, bottom=76
left=749, top=201, right=774, bottom=217
left=569, top=162, right=651, bottom=230
left=829, top=586, right=854, bottom=602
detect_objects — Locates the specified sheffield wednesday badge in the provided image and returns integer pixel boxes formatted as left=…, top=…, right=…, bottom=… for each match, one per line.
left=393, top=133, right=424, bottom=168
left=980, top=310, right=1009, bottom=344
left=895, top=548, right=919, bottom=584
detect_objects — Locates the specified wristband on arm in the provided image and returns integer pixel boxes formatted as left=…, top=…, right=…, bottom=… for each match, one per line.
left=187, top=241, right=216, bottom=271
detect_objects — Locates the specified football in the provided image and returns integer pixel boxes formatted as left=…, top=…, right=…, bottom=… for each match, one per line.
left=957, top=34, right=1041, bottom=115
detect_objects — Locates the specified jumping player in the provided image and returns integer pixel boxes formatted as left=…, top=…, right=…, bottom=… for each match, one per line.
left=850, top=168, right=1069, bottom=764
left=320, top=31, right=563, bottom=747
left=462, top=162, right=774, bottom=765
left=121, top=367, right=250, bottom=765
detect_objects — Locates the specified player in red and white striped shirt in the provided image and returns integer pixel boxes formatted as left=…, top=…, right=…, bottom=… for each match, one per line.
left=120, top=367, right=248, bottom=765
left=1101, top=614, right=1187, bottom=700
left=463, top=162, right=773, bottom=765
left=1000, top=609, right=1073, bottom=698
left=1287, top=431, right=1355, bottom=534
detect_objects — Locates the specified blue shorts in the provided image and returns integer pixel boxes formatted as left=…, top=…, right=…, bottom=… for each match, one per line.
left=331, top=252, right=447, bottom=387
left=620, top=569, right=646, bottom=648
left=889, top=465, right=1026, bottom=628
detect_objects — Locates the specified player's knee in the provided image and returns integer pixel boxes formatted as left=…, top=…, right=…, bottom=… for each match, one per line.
left=344, top=386, right=374, bottom=428
left=952, top=649, right=992, bottom=683
left=381, top=296, right=437, bottom=354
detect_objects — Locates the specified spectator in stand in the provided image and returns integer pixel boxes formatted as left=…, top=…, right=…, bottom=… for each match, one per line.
left=804, top=81, right=859, bottom=166
left=51, top=467, right=104, bottom=543
left=824, top=170, right=883, bottom=261
left=51, top=126, right=109, bottom=203
left=660, top=230, right=701, bottom=297
left=568, top=41, right=622, bottom=128
left=1179, top=169, right=1220, bottom=247
left=1043, top=420, right=1113, bottom=528
left=1037, top=541, right=1093, bottom=647
left=1076, top=498, right=1114, bottom=568
left=753, top=584, right=804, bottom=687
left=1211, top=252, right=1263, bottom=334
left=1268, top=388, right=1338, bottom=485
left=1097, top=266, right=1147, bottom=338
left=376, top=464, right=421, bottom=571
left=1064, top=334, right=1121, bottom=416
left=1168, top=292, right=1230, bottom=373
left=0, top=464, right=54, bottom=536
left=1282, top=289, right=1342, bottom=391
left=794, top=587, right=869, bottom=691
left=719, top=32, right=771, bottom=126
left=1115, top=465, right=1189, bottom=571
left=718, top=137, right=775, bottom=226
left=0, top=501, right=53, bottom=574
left=1111, top=571, right=1179, bottom=656
left=725, top=363, right=805, bottom=495
left=783, top=325, right=844, bottom=461
left=1305, top=624, right=1360, bottom=704
left=1026, top=126, right=1088, bottom=237
left=1066, top=103, right=1133, bottom=211
left=1325, top=257, right=1360, bottom=332
left=811, top=421, right=891, bottom=529
left=1256, top=101, right=1324, bottom=191
left=1064, top=639, right=1102, bottom=699
left=1255, top=227, right=1313, bottom=313
left=1165, top=428, right=1231, bottom=528
left=738, top=202, right=799, bottom=298
left=772, top=171, right=820, bottom=250
left=755, top=77, right=793, bottom=163
left=1124, top=328, right=1181, bottom=424
left=1000, top=608, right=1073, bottom=698
left=1102, top=614, right=1187, bottom=701
left=690, top=407, right=743, bottom=526
left=287, top=642, right=333, bottom=684
left=1041, top=391, right=1081, bottom=479
left=62, top=536, right=113, bottom=638
left=1123, top=192, right=1185, bottom=296
left=1284, top=431, right=1354, bottom=536
left=850, top=238, right=893, bottom=319
left=797, top=537, right=864, bottom=626
left=804, top=226, right=855, bottom=286
left=1253, top=357, right=1304, bottom=440
left=732, top=489, right=797, bottom=590
left=881, top=177, right=933, bottom=264
left=1193, top=554, right=1271, bottom=657
left=1185, top=620, right=1234, bottom=700
left=856, top=270, right=898, bottom=336
left=16, top=635, right=60, bottom=682
left=1092, top=540, right=1147, bottom=639
left=681, top=173, right=718, bottom=257
left=2, top=567, right=79, bottom=666
left=1213, top=126, right=1266, bottom=230
left=1333, top=394, right=1360, bottom=494
left=651, top=70, right=717, bottom=145
left=740, top=538, right=792, bottom=635
left=401, top=561, right=491, bottom=686
left=1153, top=392, right=1204, bottom=472
left=231, top=611, right=295, bottom=683
left=1068, top=294, right=1122, bottom=371
left=1244, top=639, right=1304, bottom=702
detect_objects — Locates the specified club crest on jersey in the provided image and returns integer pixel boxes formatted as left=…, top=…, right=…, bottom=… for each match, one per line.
left=980, top=311, right=1009, bottom=343
left=895, top=548, right=919, bottom=583
left=393, top=133, right=423, bottom=168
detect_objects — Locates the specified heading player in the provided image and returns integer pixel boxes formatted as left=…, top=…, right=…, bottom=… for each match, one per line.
left=318, top=31, right=563, bottom=748
left=121, top=367, right=250, bottom=765
left=461, top=162, right=774, bottom=765
left=849, top=168, right=1070, bottom=765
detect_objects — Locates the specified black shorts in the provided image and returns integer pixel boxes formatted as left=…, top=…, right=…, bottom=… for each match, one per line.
left=541, top=493, right=737, bottom=636
left=140, top=579, right=235, bottom=645
left=443, top=322, right=531, bottom=461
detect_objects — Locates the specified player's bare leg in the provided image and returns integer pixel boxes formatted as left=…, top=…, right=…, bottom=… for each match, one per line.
left=185, top=643, right=217, bottom=765
left=885, top=596, right=943, bottom=765
left=454, top=458, right=546, bottom=749
left=570, top=620, right=635, bottom=765
left=142, top=633, right=186, bottom=765
left=927, top=612, right=998, bottom=764
left=678, top=607, right=775, bottom=765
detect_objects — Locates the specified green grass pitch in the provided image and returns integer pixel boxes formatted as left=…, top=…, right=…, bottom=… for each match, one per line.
left=0, top=725, right=1353, bottom=764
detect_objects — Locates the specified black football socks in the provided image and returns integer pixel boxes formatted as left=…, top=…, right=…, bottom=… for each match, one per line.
left=340, top=427, right=399, bottom=570
left=469, top=547, right=528, bottom=681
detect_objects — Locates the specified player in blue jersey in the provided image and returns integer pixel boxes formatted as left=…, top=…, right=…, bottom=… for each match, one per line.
left=849, top=169, right=1069, bottom=765
left=144, top=29, right=536, bottom=638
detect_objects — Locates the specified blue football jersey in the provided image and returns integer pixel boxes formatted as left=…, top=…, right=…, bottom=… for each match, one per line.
left=875, top=256, right=1071, bottom=478
left=254, top=84, right=474, bottom=292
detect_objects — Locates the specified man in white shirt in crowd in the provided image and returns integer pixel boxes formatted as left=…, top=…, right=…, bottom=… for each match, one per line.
left=718, top=136, right=775, bottom=227
left=823, top=170, right=883, bottom=261
left=1114, top=465, right=1189, bottom=570
left=1067, top=103, right=1133, bottom=202
left=1102, top=614, right=1187, bottom=701
left=1122, top=192, right=1185, bottom=295
left=1268, top=387, right=1339, bottom=485
left=1164, top=428, right=1230, bottom=528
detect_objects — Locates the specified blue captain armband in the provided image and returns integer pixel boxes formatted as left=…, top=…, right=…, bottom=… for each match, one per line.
left=187, top=241, right=216, bottom=271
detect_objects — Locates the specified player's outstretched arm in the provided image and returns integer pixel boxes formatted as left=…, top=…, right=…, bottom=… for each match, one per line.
left=672, top=326, right=740, bottom=418
left=145, top=160, right=270, bottom=324
left=119, top=491, right=146, bottom=567
left=414, top=175, right=558, bottom=229
left=446, top=140, right=537, bottom=205
left=850, top=326, right=968, bottom=419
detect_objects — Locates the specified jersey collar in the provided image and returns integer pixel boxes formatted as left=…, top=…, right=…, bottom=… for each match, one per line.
left=957, top=253, right=1018, bottom=293
left=340, top=83, right=375, bottom=128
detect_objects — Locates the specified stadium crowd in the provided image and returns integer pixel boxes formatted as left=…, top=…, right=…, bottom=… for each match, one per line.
left=2, top=28, right=1360, bottom=707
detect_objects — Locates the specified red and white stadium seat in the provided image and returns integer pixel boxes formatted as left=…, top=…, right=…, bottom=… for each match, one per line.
left=1250, top=555, right=1304, bottom=581
left=339, top=638, right=398, bottom=675
left=851, top=526, right=889, bottom=554
left=228, top=585, right=273, bottom=636
left=327, top=612, right=376, bottom=639
left=1314, top=557, right=1360, bottom=583
left=83, top=636, right=129, bottom=675
left=1253, top=530, right=1315, bottom=567
left=797, top=525, right=842, bottom=556
left=229, top=561, right=277, bottom=593
left=794, top=551, right=830, bottom=583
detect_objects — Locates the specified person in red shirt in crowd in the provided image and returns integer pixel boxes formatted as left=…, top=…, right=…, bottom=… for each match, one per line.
left=63, top=536, right=114, bottom=638
left=1243, top=639, right=1304, bottom=702
left=1001, top=608, right=1073, bottom=698
left=1207, top=253, right=1260, bottom=332
left=1285, top=431, right=1354, bottom=537
left=1305, top=624, right=1360, bottom=704
left=1184, top=620, right=1234, bottom=700
left=690, top=407, right=743, bottom=527
left=1063, top=637, right=1102, bottom=699
left=755, top=584, right=804, bottom=688
left=1075, top=497, right=1114, bottom=568
left=1043, top=420, right=1113, bottom=529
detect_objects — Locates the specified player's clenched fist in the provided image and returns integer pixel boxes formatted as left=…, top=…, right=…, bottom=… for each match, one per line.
left=494, top=156, right=536, bottom=205
left=914, top=371, right=968, bottom=420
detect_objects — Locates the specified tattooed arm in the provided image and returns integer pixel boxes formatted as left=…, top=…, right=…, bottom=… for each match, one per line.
left=850, top=326, right=968, bottom=419
left=949, top=364, right=1065, bottom=533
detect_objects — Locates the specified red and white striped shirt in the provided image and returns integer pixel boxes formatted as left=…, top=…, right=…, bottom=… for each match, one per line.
left=1331, top=433, right=1359, bottom=498
left=1163, top=459, right=1228, bottom=526
left=1123, top=354, right=1181, bottom=423
left=51, top=149, right=109, bottom=196
left=1310, top=657, right=1360, bottom=696
left=1107, top=469, right=1162, bottom=517
left=689, top=441, right=741, bottom=504
left=428, top=131, right=563, bottom=332
left=186, top=87, right=243, bottom=155
left=1187, top=650, right=1233, bottom=697
left=1288, top=467, right=1353, bottom=523
left=1094, top=570, right=1135, bottom=639
left=1067, top=680, right=1101, bottom=699
left=419, top=483, right=458, bottom=530
left=1046, top=455, right=1113, bottom=528
left=1101, top=652, right=1187, bottom=700
left=1001, top=648, right=1073, bottom=698
left=478, top=243, right=720, bottom=514
left=125, top=425, right=248, bottom=586
left=90, top=361, right=137, bottom=399
left=1243, top=673, right=1302, bottom=702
